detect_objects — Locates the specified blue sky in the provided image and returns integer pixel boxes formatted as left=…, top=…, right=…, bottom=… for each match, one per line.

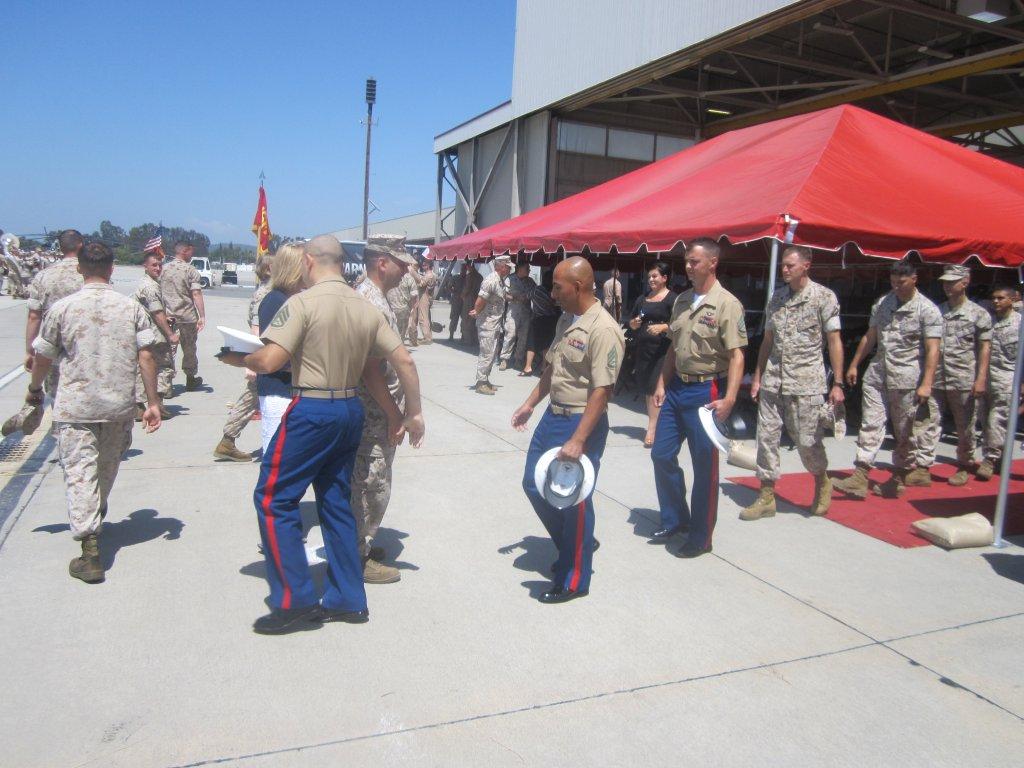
left=1, top=1, right=516, bottom=242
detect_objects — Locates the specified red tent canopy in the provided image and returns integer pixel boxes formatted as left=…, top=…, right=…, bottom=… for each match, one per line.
left=431, top=105, right=1024, bottom=268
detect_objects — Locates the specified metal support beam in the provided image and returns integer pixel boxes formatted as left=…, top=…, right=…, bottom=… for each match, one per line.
left=928, top=111, right=1024, bottom=137
left=434, top=152, right=443, bottom=245
left=706, top=44, right=1024, bottom=136
left=862, top=0, right=1024, bottom=44
left=442, top=153, right=474, bottom=231
left=472, top=124, right=514, bottom=218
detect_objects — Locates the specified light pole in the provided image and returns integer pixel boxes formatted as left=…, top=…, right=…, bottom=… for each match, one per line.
left=362, top=77, right=376, bottom=241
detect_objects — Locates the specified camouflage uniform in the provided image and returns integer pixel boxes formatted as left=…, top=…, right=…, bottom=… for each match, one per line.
left=921, top=298, right=992, bottom=467
left=856, top=290, right=943, bottom=470
left=982, top=311, right=1022, bottom=465
left=387, top=272, right=418, bottom=342
left=353, top=280, right=405, bottom=557
left=475, top=269, right=513, bottom=383
left=132, top=274, right=176, bottom=399
left=756, top=280, right=841, bottom=481
left=159, top=258, right=202, bottom=377
left=32, top=284, right=157, bottom=539
left=27, top=256, right=84, bottom=393
left=504, top=273, right=537, bottom=367
left=410, top=269, right=437, bottom=342
left=221, top=281, right=271, bottom=440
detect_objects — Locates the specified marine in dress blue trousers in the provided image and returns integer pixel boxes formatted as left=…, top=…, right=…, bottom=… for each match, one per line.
left=522, top=408, right=609, bottom=593
left=651, top=376, right=722, bottom=549
left=254, top=395, right=367, bottom=612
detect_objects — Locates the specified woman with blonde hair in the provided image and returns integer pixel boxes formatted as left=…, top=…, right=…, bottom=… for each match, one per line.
left=256, top=242, right=305, bottom=450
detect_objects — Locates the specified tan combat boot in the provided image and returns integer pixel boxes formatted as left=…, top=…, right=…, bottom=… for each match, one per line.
left=904, top=467, right=932, bottom=487
left=948, top=466, right=970, bottom=487
left=871, top=469, right=906, bottom=499
left=834, top=464, right=870, bottom=499
left=363, top=558, right=400, bottom=584
left=811, top=474, right=832, bottom=516
left=69, top=535, right=104, bottom=584
left=213, top=437, right=252, bottom=462
left=976, top=460, right=994, bottom=481
left=498, top=361, right=508, bottom=371
left=474, top=382, right=496, bottom=396
left=185, top=375, right=204, bottom=391
left=739, top=483, right=776, bottom=521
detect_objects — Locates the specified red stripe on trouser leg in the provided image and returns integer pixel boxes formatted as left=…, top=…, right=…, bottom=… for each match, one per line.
left=708, top=379, right=720, bottom=545
left=261, top=396, right=299, bottom=610
left=569, top=501, right=585, bottom=592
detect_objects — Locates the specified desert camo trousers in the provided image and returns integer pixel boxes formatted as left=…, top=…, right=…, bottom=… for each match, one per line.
left=170, top=321, right=199, bottom=377
left=981, top=393, right=1013, bottom=465
left=920, top=389, right=978, bottom=468
left=222, top=378, right=258, bottom=440
left=56, top=420, right=133, bottom=539
left=855, top=382, right=937, bottom=470
left=755, top=391, right=828, bottom=482
left=350, top=440, right=396, bottom=558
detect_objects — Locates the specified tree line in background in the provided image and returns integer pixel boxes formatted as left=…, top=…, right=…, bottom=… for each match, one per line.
left=15, top=222, right=302, bottom=264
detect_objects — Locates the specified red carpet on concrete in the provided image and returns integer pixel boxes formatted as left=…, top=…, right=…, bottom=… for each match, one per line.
left=728, top=460, right=1024, bottom=548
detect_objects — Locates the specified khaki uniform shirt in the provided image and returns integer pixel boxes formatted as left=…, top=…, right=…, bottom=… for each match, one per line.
left=668, top=280, right=748, bottom=377
left=546, top=302, right=626, bottom=408
left=33, top=284, right=157, bottom=422
left=27, top=257, right=83, bottom=314
left=602, top=277, right=622, bottom=310
left=248, top=281, right=272, bottom=328
left=134, top=274, right=171, bottom=342
left=864, top=290, right=943, bottom=390
left=761, top=280, right=841, bottom=396
left=988, top=312, right=1021, bottom=393
left=262, top=278, right=402, bottom=390
left=159, top=258, right=202, bottom=323
left=477, top=270, right=509, bottom=322
left=935, top=299, right=992, bottom=391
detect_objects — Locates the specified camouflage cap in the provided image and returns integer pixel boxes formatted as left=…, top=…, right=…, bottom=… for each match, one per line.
left=365, top=233, right=417, bottom=266
left=938, top=264, right=970, bottom=281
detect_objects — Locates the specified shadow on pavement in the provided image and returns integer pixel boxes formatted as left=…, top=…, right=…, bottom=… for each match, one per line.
left=498, top=535, right=557, bottom=577
left=372, top=527, right=418, bottom=570
left=32, top=508, right=184, bottom=569
left=609, top=425, right=646, bottom=441
left=520, top=579, right=552, bottom=599
left=627, top=507, right=660, bottom=539
left=981, top=552, right=1024, bottom=586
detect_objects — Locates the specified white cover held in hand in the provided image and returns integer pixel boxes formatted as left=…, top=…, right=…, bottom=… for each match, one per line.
left=218, top=326, right=263, bottom=353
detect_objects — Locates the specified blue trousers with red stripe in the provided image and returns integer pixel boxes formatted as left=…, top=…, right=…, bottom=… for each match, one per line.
left=522, top=408, right=609, bottom=593
left=651, top=376, right=721, bottom=549
left=253, top=396, right=366, bottom=612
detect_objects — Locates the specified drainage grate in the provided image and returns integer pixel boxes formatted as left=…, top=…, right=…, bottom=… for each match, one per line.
left=0, top=439, right=31, bottom=463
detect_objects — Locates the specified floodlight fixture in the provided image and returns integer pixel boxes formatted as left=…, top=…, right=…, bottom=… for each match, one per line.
left=958, top=0, right=1011, bottom=23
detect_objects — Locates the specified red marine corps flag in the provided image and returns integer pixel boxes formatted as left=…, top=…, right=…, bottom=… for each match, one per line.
left=251, top=181, right=272, bottom=255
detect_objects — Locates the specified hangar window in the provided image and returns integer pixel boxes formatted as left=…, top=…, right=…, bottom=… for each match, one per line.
left=557, top=121, right=607, bottom=156
left=655, top=135, right=693, bottom=159
left=608, top=129, right=656, bottom=162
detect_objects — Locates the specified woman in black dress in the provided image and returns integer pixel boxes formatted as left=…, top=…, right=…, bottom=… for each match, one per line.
left=627, top=262, right=677, bottom=447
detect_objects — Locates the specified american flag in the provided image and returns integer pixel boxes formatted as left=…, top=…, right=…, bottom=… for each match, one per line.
left=143, top=228, right=163, bottom=253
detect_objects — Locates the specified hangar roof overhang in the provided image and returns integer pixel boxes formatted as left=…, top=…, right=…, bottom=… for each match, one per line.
left=436, top=1, right=1024, bottom=163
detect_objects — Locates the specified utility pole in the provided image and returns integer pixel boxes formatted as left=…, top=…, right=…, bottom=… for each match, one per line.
left=362, top=77, right=376, bottom=241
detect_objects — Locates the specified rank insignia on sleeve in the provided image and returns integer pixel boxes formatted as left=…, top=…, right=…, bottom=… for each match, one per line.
left=271, top=306, right=290, bottom=328
left=607, top=347, right=618, bottom=371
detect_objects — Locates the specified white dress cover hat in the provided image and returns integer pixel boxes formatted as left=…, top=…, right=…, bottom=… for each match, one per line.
left=533, top=448, right=596, bottom=510
left=217, top=326, right=264, bottom=354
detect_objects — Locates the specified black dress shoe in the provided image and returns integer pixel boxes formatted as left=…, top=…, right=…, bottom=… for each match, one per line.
left=539, top=586, right=588, bottom=604
left=650, top=526, right=684, bottom=541
left=252, top=605, right=323, bottom=635
left=320, top=607, right=370, bottom=624
left=673, top=541, right=713, bottom=559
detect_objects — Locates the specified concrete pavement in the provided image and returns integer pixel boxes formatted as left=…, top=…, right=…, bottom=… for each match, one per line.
left=0, top=266, right=1022, bottom=767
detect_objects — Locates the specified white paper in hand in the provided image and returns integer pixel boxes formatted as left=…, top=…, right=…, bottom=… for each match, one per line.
left=218, top=326, right=264, bottom=353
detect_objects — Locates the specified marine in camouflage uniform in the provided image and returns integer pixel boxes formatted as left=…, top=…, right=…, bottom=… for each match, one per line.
left=503, top=266, right=536, bottom=369
left=159, top=249, right=204, bottom=388
left=215, top=279, right=273, bottom=461
left=133, top=271, right=176, bottom=403
left=408, top=264, right=437, bottom=344
left=979, top=291, right=1022, bottom=480
left=920, top=265, right=992, bottom=485
left=745, top=269, right=843, bottom=520
left=29, top=242, right=160, bottom=584
left=472, top=256, right=514, bottom=392
left=26, top=251, right=84, bottom=393
left=836, top=262, right=942, bottom=499
left=387, top=270, right=419, bottom=342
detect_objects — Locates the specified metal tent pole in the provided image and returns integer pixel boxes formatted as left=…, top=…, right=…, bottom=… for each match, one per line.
left=992, top=316, right=1024, bottom=547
